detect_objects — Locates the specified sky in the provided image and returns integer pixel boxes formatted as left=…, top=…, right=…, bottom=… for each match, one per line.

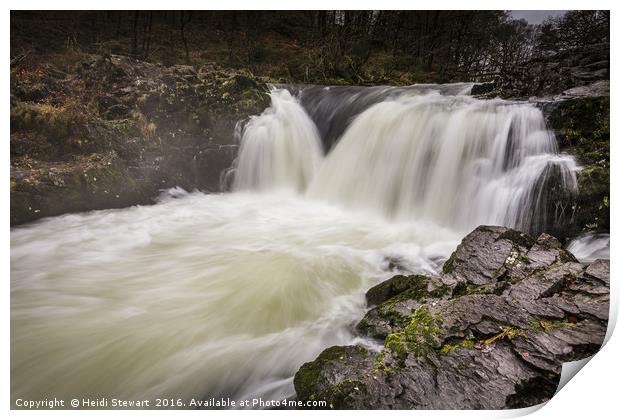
left=509, top=10, right=566, bottom=24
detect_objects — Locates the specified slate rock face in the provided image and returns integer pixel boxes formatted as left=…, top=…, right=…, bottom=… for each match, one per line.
left=294, top=225, right=609, bottom=409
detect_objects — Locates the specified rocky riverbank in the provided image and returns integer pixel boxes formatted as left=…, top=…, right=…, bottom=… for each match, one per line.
left=294, top=225, right=609, bottom=409
left=10, top=53, right=270, bottom=225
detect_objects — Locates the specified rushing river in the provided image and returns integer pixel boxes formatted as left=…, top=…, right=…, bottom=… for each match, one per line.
left=11, top=83, right=597, bottom=406
left=11, top=189, right=458, bottom=404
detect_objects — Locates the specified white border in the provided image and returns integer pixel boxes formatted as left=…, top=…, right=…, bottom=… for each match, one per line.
left=4, top=1, right=617, bottom=419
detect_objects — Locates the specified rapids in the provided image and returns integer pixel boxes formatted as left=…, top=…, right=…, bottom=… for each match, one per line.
left=11, top=190, right=457, bottom=404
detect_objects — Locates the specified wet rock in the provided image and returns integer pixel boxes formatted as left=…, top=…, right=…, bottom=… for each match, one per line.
left=365, top=274, right=429, bottom=306
left=294, top=345, right=376, bottom=408
left=357, top=275, right=449, bottom=339
left=558, top=80, right=609, bottom=98
left=544, top=94, right=610, bottom=238
left=295, top=226, right=609, bottom=409
left=442, top=225, right=534, bottom=287
left=584, top=259, right=609, bottom=284
left=471, top=82, right=495, bottom=95
left=10, top=152, right=159, bottom=225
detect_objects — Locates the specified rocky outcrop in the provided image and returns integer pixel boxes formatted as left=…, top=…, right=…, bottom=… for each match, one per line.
left=470, top=82, right=495, bottom=96
left=10, top=53, right=270, bottom=225
left=294, top=225, right=609, bottom=409
left=489, top=45, right=609, bottom=243
left=496, top=43, right=609, bottom=98
left=508, top=79, right=611, bottom=242
left=538, top=87, right=610, bottom=240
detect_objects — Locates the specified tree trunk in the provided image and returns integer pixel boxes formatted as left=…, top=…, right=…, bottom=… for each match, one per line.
left=131, top=11, right=139, bottom=57
left=180, top=11, right=193, bottom=64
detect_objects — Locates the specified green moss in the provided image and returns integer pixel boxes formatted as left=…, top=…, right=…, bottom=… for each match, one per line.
left=383, top=306, right=444, bottom=361
left=294, top=346, right=362, bottom=402
left=366, top=274, right=431, bottom=306
left=373, top=351, right=385, bottom=368
left=481, top=326, right=524, bottom=346
left=530, top=319, right=542, bottom=332
left=460, top=339, right=475, bottom=349
left=440, top=343, right=458, bottom=354
left=576, top=163, right=610, bottom=231
left=404, top=307, right=442, bottom=354
left=385, top=333, right=407, bottom=361
left=374, top=302, right=409, bottom=326
left=390, top=277, right=431, bottom=301
left=517, top=253, right=531, bottom=264
left=531, top=318, right=577, bottom=332
left=440, top=338, right=476, bottom=353
left=442, top=251, right=457, bottom=274
left=549, top=96, right=610, bottom=237
left=373, top=351, right=395, bottom=373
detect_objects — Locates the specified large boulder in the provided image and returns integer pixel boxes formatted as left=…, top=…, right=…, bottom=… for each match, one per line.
left=294, top=226, right=609, bottom=409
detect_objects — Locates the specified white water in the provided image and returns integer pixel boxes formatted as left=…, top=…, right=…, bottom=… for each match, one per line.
left=307, top=94, right=578, bottom=233
left=11, top=190, right=458, bottom=404
left=232, top=89, right=323, bottom=192
left=235, top=88, right=579, bottom=235
left=567, top=233, right=610, bottom=262
left=11, top=84, right=586, bottom=406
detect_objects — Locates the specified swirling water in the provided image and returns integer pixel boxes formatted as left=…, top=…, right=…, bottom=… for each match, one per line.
left=11, top=190, right=457, bottom=404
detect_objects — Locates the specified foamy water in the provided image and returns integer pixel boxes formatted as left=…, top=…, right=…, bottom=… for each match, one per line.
left=11, top=189, right=459, bottom=404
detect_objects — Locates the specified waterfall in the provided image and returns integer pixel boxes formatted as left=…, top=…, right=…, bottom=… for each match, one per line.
left=233, top=85, right=579, bottom=236
left=232, top=89, right=323, bottom=192
left=281, top=83, right=474, bottom=148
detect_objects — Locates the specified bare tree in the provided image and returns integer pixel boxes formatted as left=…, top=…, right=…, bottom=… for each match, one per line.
left=179, top=11, right=193, bottom=63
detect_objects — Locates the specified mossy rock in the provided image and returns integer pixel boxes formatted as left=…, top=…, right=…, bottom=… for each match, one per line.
left=365, top=274, right=431, bottom=306
left=544, top=96, right=609, bottom=236
left=574, top=163, right=610, bottom=231
left=548, top=96, right=609, bottom=166
left=293, top=345, right=373, bottom=408
left=357, top=276, right=449, bottom=339
left=442, top=251, right=457, bottom=274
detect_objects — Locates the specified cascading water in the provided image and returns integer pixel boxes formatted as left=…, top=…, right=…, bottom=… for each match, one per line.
left=281, top=83, right=474, bottom=148
left=11, top=83, right=585, bottom=407
left=567, top=233, right=610, bottom=262
left=231, top=89, right=323, bottom=192
left=235, top=86, right=579, bottom=236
